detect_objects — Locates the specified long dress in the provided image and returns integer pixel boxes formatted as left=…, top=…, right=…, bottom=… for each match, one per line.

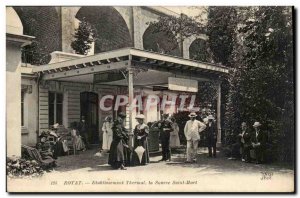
left=108, top=119, right=130, bottom=169
left=102, top=121, right=113, bottom=150
left=71, top=129, right=85, bottom=151
left=170, top=122, right=181, bottom=148
left=131, top=123, right=150, bottom=166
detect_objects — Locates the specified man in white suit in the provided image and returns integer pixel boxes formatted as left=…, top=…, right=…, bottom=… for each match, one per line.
left=184, top=112, right=207, bottom=163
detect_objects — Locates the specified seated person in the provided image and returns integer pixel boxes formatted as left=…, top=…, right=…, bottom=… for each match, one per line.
left=70, top=122, right=86, bottom=152
left=36, top=135, right=54, bottom=159
left=250, top=122, right=268, bottom=164
left=228, top=122, right=251, bottom=161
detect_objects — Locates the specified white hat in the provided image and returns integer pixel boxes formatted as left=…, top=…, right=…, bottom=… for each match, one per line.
left=105, top=116, right=112, bottom=121
left=207, top=115, right=215, bottom=120
left=253, top=122, right=262, bottom=127
left=188, top=112, right=197, bottom=117
left=53, top=123, right=59, bottom=129
left=135, top=114, right=145, bottom=119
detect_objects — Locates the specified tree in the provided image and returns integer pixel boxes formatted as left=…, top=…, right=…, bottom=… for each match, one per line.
left=147, top=13, right=206, bottom=54
left=147, top=7, right=294, bottom=162
left=238, top=7, right=294, bottom=162
left=71, top=19, right=96, bottom=55
left=207, top=7, right=237, bottom=66
left=21, top=40, right=51, bottom=65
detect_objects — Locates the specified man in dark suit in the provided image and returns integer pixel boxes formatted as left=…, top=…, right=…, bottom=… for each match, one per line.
left=158, top=113, right=173, bottom=162
left=251, top=122, right=268, bottom=164
left=78, top=116, right=91, bottom=149
left=228, top=122, right=252, bottom=161
left=206, top=115, right=217, bottom=158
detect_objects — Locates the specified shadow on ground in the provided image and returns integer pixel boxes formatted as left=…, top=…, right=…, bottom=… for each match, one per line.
left=55, top=148, right=111, bottom=172
left=54, top=147, right=293, bottom=175
left=166, top=152, right=294, bottom=175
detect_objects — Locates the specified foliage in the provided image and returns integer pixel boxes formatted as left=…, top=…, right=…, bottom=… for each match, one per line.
left=7, top=156, right=44, bottom=178
left=148, top=7, right=294, bottom=162
left=206, top=7, right=239, bottom=144
left=237, top=7, right=294, bottom=162
left=22, top=40, right=51, bottom=65
left=189, top=38, right=211, bottom=62
left=147, top=14, right=206, bottom=45
left=207, top=7, right=237, bottom=66
left=71, top=19, right=96, bottom=55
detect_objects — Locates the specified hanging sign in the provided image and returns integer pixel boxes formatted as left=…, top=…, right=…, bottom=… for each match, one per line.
left=168, top=77, right=198, bottom=92
left=94, top=71, right=125, bottom=83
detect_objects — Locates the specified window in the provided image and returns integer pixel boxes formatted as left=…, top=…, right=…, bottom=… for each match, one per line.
left=21, top=91, right=25, bottom=126
left=49, top=92, right=63, bottom=126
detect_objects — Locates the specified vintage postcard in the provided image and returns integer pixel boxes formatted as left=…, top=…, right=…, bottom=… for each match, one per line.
left=6, top=5, right=295, bottom=193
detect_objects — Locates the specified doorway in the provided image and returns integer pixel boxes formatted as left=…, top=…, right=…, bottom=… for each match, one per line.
left=80, top=92, right=99, bottom=144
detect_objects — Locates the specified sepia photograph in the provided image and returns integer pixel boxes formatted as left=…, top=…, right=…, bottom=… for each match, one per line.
left=5, top=4, right=295, bottom=193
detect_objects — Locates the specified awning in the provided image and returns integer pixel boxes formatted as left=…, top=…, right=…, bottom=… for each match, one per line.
left=32, top=47, right=229, bottom=81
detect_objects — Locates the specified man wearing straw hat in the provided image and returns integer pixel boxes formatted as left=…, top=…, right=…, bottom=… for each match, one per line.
left=184, top=112, right=206, bottom=163
left=251, top=121, right=268, bottom=164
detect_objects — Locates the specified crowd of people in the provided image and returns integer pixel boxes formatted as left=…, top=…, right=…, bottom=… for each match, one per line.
left=44, top=110, right=269, bottom=170
left=103, top=111, right=270, bottom=170
left=96, top=111, right=220, bottom=170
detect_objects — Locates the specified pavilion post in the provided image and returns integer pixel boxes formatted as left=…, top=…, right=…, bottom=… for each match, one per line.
left=216, top=81, right=222, bottom=147
left=127, top=67, right=134, bottom=149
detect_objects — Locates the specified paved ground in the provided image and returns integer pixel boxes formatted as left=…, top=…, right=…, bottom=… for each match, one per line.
left=7, top=147, right=294, bottom=192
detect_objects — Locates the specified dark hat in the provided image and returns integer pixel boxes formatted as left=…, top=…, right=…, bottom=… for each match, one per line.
left=69, top=121, right=78, bottom=129
left=118, top=112, right=126, bottom=118
left=81, top=116, right=85, bottom=120
left=162, top=113, right=169, bottom=118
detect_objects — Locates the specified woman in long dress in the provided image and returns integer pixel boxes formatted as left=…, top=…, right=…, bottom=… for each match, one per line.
left=170, top=117, right=181, bottom=148
left=131, top=114, right=150, bottom=166
left=102, top=116, right=113, bottom=152
left=108, top=113, right=129, bottom=170
left=70, top=122, right=85, bottom=151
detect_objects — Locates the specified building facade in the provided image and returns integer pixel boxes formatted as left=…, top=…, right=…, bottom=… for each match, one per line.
left=6, top=6, right=226, bottom=157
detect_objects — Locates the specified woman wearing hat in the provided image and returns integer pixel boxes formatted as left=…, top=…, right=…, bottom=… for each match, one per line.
left=101, top=116, right=113, bottom=152
left=108, top=112, right=129, bottom=170
left=131, top=114, right=150, bottom=166
left=170, top=117, right=181, bottom=148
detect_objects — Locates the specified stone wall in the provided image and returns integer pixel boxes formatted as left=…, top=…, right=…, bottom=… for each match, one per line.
left=13, top=6, right=62, bottom=63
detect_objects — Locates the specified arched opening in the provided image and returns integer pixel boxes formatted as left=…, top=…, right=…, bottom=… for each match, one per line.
left=189, top=38, right=209, bottom=62
left=75, top=7, right=132, bottom=53
left=6, top=7, right=23, bottom=35
left=142, top=24, right=180, bottom=56
left=13, top=7, right=61, bottom=65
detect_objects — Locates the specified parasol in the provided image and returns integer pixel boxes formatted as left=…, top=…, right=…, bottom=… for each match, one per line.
left=134, top=146, right=145, bottom=164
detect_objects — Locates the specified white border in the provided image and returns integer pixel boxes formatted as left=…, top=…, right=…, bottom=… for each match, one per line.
left=1, top=1, right=298, bottom=197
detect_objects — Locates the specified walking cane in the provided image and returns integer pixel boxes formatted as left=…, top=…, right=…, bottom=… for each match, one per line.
left=169, top=145, right=172, bottom=161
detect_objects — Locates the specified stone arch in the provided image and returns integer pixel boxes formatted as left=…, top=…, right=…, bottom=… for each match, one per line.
left=189, top=38, right=209, bottom=62
left=142, top=24, right=180, bottom=56
left=6, top=7, right=23, bottom=35
left=75, top=6, right=132, bottom=53
left=13, top=6, right=62, bottom=64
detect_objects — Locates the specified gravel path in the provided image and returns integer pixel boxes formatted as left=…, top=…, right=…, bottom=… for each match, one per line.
left=7, top=147, right=294, bottom=192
